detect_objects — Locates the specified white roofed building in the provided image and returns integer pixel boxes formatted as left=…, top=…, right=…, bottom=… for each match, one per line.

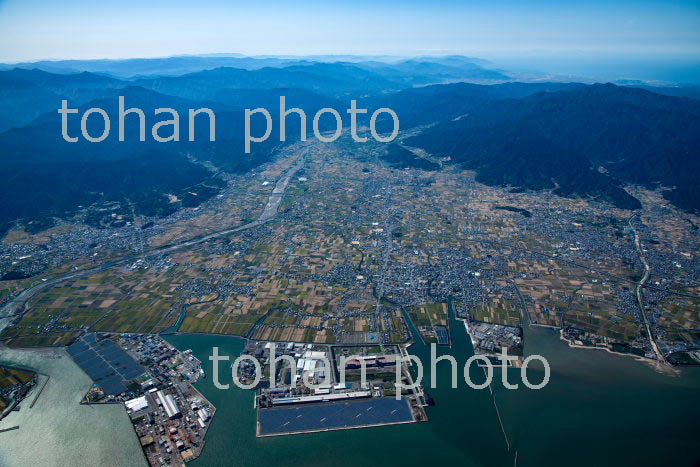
left=156, top=390, right=181, bottom=419
left=124, top=395, right=149, bottom=413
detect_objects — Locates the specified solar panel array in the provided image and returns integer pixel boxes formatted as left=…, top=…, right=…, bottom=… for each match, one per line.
left=68, top=334, right=145, bottom=395
left=435, top=326, right=449, bottom=345
left=258, top=397, right=413, bottom=435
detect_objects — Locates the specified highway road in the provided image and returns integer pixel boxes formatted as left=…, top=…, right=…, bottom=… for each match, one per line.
left=0, top=153, right=306, bottom=335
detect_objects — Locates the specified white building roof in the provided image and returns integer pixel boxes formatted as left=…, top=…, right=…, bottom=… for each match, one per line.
left=125, top=395, right=149, bottom=412
left=157, top=390, right=181, bottom=419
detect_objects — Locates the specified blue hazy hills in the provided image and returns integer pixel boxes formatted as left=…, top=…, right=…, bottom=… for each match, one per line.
left=0, top=55, right=699, bottom=237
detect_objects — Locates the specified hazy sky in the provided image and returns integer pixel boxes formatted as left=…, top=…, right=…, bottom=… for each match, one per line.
left=0, top=0, right=699, bottom=62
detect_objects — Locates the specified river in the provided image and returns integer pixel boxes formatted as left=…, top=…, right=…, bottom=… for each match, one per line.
left=0, top=152, right=306, bottom=336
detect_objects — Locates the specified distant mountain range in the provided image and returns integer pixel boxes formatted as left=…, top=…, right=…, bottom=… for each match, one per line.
left=0, top=55, right=698, bottom=237
left=131, top=63, right=405, bottom=100
left=0, top=54, right=507, bottom=81
left=0, top=56, right=509, bottom=131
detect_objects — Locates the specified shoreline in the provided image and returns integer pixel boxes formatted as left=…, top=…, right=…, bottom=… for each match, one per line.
left=558, top=329, right=649, bottom=361
left=557, top=329, right=681, bottom=376
left=0, top=345, right=148, bottom=466
left=0, top=362, right=43, bottom=421
left=187, top=381, right=217, bottom=460
left=256, top=418, right=416, bottom=438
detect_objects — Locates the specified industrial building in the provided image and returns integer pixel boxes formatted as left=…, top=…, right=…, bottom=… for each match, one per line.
left=156, top=390, right=181, bottom=419
left=271, top=390, right=371, bottom=406
left=293, top=350, right=329, bottom=385
left=124, top=395, right=149, bottom=413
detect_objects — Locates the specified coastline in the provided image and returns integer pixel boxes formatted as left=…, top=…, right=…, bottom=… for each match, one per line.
left=557, top=329, right=681, bottom=376
left=0, top=346, right=147, bottom=466
left=256, top=418, right=416, bottom=438
left=558, top=329, right=649, bottom=361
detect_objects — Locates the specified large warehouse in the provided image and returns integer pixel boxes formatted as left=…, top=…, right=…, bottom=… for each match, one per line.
left=156, top=390, right=181, bottom=419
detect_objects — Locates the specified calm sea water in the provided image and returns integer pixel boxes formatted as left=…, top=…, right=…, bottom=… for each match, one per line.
left=167, top=310, right=700, bottom=467
left=0, top=346, right=146, bottom=467
left=2, top=310, right=698, bottom=467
